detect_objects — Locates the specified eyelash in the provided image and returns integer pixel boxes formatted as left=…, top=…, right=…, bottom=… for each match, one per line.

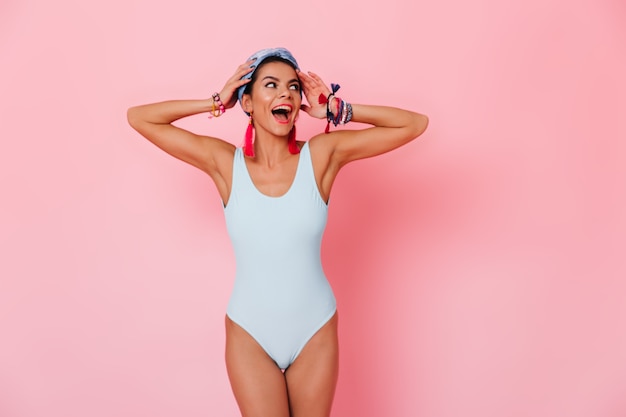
left=265, top=82, right=300, bottom=91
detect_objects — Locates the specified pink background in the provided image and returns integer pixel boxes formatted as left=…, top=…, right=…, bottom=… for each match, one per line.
left=1, top=0, right=625, bottom=416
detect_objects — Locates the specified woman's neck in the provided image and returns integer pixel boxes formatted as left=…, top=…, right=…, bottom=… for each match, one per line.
left=249, top=133, right=291, bottom=166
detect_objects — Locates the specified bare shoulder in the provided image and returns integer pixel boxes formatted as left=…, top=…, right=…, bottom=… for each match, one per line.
left=307, top=133, right=336, bottom=159
left=206, top=138, right=237, bottom=177
left=307, top=131, right=353, bottom=169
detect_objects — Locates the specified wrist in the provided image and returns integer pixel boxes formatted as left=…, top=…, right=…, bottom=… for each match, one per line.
left=329, top=97, right=340, bottom=118
left=318, top=83, right=352, bottom=133
left=207, top=92, right=226, bottom=118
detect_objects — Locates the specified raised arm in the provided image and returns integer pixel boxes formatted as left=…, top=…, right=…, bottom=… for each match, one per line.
left=324, top=103, right=428, bottom=164
left=126, top=61, right=254, bottom=175
left=299, top=71, right=428, bottom=167
left=127, top=99, right=224, bottom=173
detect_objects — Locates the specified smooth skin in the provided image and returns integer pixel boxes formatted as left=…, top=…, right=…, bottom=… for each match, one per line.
left=127, top=59, right=428, bottom=417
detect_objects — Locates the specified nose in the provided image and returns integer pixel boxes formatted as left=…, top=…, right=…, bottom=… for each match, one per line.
left=277, top=85, right=292, bottom=99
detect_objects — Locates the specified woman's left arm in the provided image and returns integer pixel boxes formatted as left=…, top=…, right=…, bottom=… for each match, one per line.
left=327, top=103, right=428, bottom=165
left=299, top=71, right=428, bottom=167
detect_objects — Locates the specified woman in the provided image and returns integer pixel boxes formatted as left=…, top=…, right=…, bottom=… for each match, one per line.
left=127, top=47, right=428, bottom=417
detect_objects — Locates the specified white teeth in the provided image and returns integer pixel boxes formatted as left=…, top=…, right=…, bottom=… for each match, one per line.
left=273, top=105, right=291, bottom=112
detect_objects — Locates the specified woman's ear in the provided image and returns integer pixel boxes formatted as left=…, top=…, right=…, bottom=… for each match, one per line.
left=241, top=94, right=253, bottom=114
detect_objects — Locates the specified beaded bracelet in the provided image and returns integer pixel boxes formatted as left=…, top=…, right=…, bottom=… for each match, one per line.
left=208, top=92, right=226, bottom=118
left=342, top=102, right=353, bottom=124
left=318, top=83, right=352, bottom=133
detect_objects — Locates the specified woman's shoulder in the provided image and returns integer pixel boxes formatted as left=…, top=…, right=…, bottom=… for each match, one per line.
left=307, top=131, right=350, bottom=161
left=201, top=137, right=237, bottom=173
left=306, top=133, right=333, bottom=153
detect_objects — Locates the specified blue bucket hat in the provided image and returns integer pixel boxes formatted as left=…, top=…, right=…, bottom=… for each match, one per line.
left=237, top=47, right=300, bottom=114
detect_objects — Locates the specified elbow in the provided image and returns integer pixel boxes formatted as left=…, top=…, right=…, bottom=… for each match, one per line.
left=410, top=112, right=429, bottom=140
left=127, top=106, right=138, bottom=128
left=420, top=114, right=429, bottom=135
left=127, top=106, right=145, bottom=131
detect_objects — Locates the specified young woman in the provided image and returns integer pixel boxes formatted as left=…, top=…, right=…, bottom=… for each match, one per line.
left=127, top=47, right=428, bottom=417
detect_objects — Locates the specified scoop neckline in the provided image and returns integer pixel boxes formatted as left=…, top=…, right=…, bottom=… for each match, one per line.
left=241, top=143, right=306, bottom=199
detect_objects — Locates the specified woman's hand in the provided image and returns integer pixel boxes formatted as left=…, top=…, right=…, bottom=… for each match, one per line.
left=298, top=70, right=332, bottom=119
left=218, top=59, right=255, bottom=109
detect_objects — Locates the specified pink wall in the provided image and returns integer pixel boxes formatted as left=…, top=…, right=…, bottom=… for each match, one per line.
left=1, top=0, right=625, bottom=416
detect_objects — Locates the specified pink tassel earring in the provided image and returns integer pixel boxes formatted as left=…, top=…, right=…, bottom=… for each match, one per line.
left=288, top=125, right=300, bottom=154
left=244, top=116, right=255, bottom=157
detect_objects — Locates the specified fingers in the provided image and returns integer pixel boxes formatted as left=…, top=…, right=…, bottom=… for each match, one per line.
left=297, top=71, right=317, bottom=87
left=305, top=71, right=325, bottom=84
left=234, top=78, right=252, bottom=88
left=218, top=59, right=255, bottom=108
left=223, top=59, right=255, bottom=87
left=238, top=58, right=256, bottom=70
left=298, top=70, right=329, bottom=94
left=231, top=60, right=255, bottom=82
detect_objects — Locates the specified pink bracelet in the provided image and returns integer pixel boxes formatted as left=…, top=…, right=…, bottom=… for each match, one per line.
left=208, top=92, right=226, bottom=118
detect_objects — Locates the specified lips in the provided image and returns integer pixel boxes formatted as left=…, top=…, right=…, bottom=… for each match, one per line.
left=271, top=104, right=293, bottom=124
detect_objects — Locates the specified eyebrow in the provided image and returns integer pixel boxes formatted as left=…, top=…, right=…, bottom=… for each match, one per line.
left=261, top=76, right=300, bottom=84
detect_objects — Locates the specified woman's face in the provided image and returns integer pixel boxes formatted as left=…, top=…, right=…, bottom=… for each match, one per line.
left=243, top=61, right=301, bottom=138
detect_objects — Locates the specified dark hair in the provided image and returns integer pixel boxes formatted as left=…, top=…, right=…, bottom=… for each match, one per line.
left=243, top=56, right=300, bottom=97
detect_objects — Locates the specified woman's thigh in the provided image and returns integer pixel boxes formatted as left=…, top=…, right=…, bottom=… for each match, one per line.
left=284, top=313, right=339, bottom=417
left=225, top=316, right=290, bottom=417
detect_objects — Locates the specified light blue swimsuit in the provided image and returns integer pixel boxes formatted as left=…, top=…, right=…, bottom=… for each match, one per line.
left=224, top=142, right=337, bottom=370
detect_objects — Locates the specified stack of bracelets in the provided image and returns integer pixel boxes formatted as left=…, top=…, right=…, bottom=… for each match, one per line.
left=208, top=92, right=226, bottom=118
left=318, top=83, right=353, bottom=134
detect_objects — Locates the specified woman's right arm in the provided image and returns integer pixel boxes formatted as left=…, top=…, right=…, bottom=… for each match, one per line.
left=127, top=99, right=231, bottom=175
left=126, top=60, right=254, bottom=175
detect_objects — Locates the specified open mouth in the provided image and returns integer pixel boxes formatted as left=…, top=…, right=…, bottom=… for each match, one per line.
left=271, top=105, right=292, bottom=123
